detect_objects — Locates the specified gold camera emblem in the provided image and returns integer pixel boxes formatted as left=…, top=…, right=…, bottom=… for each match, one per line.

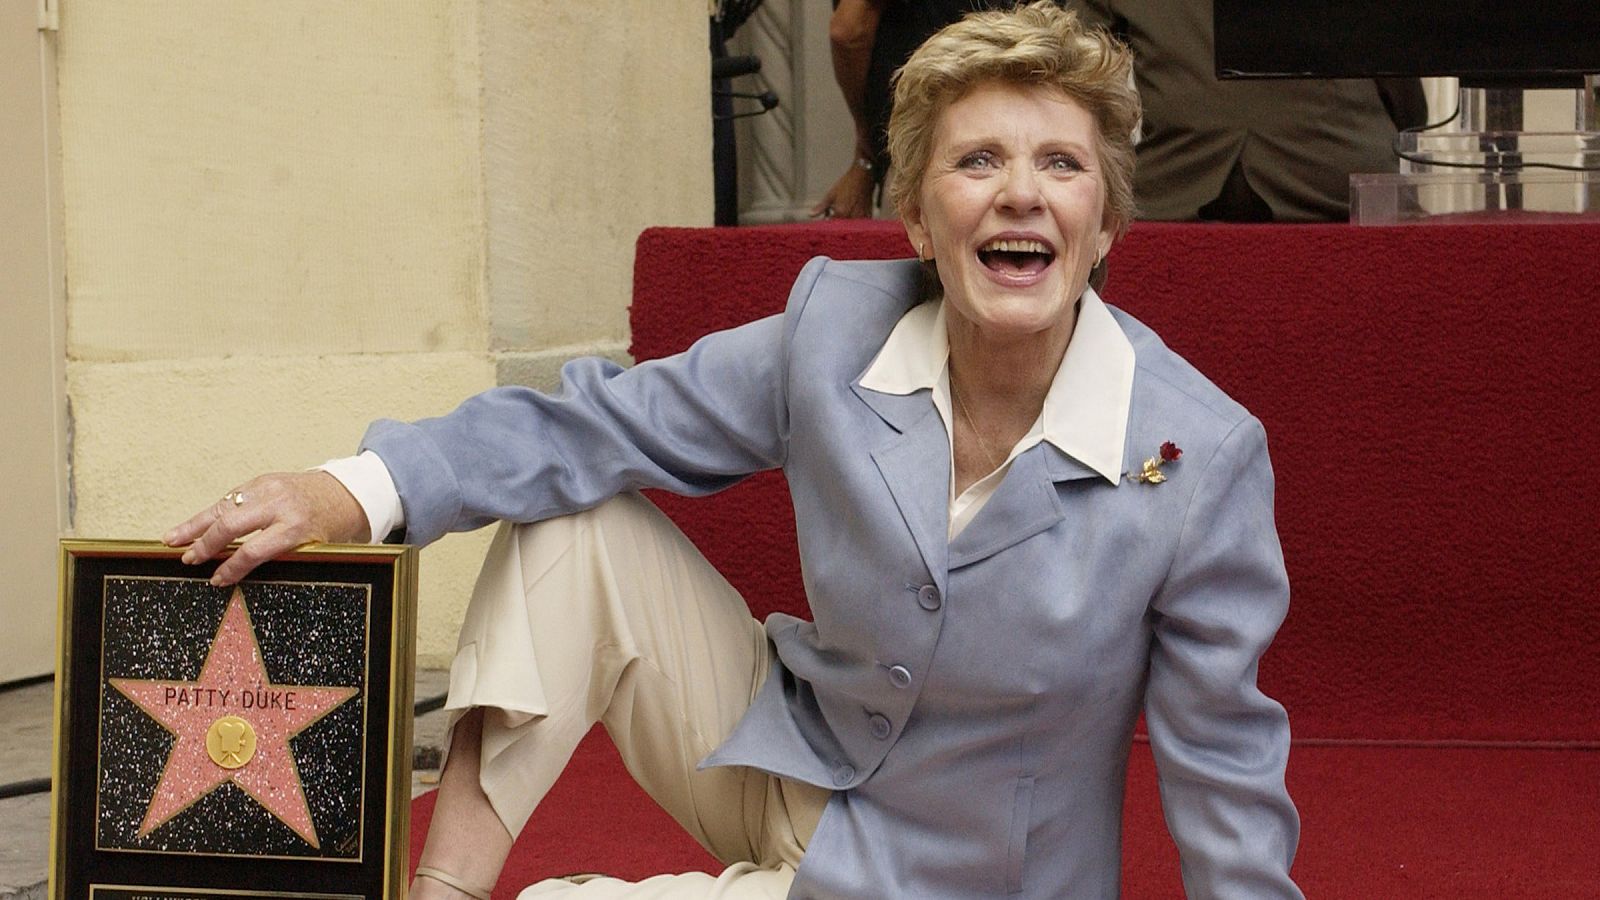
left=205, top=715, right=258, bottom=769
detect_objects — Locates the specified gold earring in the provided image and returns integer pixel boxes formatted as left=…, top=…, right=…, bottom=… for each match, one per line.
left=918, top=240, right=926, bottom=260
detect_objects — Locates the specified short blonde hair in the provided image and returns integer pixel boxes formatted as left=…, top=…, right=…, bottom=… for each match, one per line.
left=886, top=1, right=1140, bottom=235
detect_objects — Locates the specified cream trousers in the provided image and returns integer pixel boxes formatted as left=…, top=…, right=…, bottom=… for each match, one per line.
left=443, top=493, right=829, bottom=899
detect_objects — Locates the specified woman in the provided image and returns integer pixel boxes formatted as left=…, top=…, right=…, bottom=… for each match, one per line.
left=170, top=4, right=1302, bottom=897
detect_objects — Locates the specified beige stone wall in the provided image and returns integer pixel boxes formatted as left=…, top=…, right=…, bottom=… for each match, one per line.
left=0, top=2, right=68, bottom=682
left=54, top=0, right=712, bottom=666
left=484, top=0, right=713, bottom=361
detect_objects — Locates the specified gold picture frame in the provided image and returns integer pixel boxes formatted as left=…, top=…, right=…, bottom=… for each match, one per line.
left=52, top=540, right=417, bottom=899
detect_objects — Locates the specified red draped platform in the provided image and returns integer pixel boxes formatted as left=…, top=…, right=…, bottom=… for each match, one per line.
left=415, top=221, right=1600, bottom=897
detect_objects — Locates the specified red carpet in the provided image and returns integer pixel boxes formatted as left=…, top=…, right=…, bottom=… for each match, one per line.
left=407, top=221, right=1600, bottom=895
left=411, top=730, right=1600, bottom=897
left=1126, top=741, right=1600, bottom=898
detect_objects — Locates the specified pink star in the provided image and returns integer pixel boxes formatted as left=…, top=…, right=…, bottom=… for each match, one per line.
left=109, top=587, right=358, bottom=848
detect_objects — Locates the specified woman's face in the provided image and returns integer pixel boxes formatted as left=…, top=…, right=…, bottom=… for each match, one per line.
left=903, top=80, right=1114, bottom=347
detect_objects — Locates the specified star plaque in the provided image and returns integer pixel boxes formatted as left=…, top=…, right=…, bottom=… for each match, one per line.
left=54, top=541, right=417, bottom=899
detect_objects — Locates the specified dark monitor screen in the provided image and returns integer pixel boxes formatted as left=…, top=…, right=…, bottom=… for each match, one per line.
left=1214, top=1, right=1600, bottom=85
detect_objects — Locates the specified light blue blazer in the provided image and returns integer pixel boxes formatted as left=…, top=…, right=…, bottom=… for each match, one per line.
left=362, top=258, right=1302, bottom=898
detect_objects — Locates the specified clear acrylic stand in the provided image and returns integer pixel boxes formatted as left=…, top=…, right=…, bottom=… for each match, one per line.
left=1351, top=77, right=1600, bottom=224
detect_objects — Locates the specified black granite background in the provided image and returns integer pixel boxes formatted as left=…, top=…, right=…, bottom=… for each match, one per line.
left=95, top=577, right=369, bottom=860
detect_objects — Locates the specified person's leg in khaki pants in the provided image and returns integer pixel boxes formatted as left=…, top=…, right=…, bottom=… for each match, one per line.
left=413, top=493, right=827, bottom=900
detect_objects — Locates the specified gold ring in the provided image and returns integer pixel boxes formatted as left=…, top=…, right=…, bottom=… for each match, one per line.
left=223, top=491, right=247, bottom=507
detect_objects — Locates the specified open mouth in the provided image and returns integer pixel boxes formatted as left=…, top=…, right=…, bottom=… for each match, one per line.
left=977, top=238, right=1055, bottom=277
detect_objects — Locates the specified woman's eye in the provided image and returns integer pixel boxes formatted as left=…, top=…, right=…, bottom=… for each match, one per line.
left=1046, top=153, right=1084, bottom=172
left=958, top=151, right=997, bottom=170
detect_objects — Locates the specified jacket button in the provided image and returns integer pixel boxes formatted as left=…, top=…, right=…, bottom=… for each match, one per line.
left=916, top=584, right=942, bottom=611
left=869, top=714, right=892, bottom=740
left=888, top=665, right=912, bottom=688
left=833, top=764, right=856, bottom=786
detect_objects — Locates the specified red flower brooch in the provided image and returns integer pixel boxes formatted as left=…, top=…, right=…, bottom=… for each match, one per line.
left=1127, top=441, right=1182, bottom=485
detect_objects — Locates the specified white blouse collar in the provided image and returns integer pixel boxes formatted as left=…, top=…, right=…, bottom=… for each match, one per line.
left=857, top=286, right=1134, bottom=484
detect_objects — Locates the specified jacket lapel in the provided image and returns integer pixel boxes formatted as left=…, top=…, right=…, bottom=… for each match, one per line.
left=853, top=383, right=950, bottom=595
left=948, top=443, right=1109, bottom=570
left=852, top=383, right=1124, bottom=578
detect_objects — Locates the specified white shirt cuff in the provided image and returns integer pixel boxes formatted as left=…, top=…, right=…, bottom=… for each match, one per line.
left=316, top=450, right=404, bottom=544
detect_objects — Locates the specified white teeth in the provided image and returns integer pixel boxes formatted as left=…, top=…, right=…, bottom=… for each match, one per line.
left=979, top=238, right=1051, bottom=255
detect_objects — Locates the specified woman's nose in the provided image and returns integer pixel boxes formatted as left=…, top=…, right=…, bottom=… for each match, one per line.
left=996, top=164, right=1043, bottom=212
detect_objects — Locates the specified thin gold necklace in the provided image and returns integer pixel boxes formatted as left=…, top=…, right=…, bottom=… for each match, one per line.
left=952, top=377, right=1005, bottom=474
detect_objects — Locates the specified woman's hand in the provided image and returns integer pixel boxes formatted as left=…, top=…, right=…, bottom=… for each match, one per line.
left=164, top=470, right=371, bottom=586
left=810, top=163, right=876, bottom=219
